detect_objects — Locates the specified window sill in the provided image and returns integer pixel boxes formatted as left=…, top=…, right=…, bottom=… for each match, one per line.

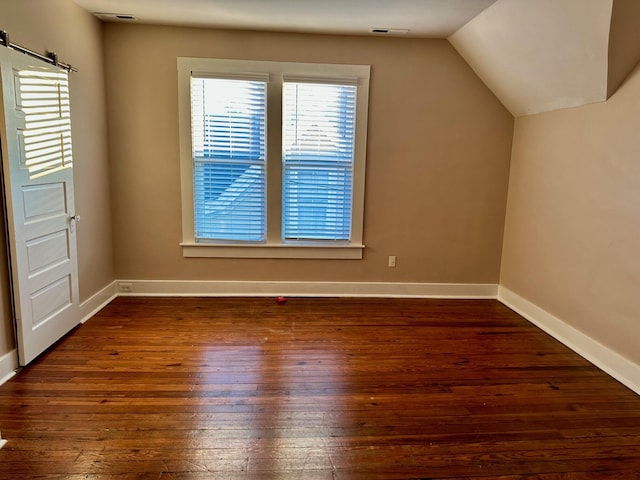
left=180, top=243, right=364, bottom=259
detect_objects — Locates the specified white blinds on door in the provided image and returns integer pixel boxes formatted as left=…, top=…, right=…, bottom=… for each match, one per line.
left=16, top=70, right=72, bottom=179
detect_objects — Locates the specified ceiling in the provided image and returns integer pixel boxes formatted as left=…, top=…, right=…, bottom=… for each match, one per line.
left=451, top=0, right=613, bottom=116
left=71, top=0, right=499, bottom=38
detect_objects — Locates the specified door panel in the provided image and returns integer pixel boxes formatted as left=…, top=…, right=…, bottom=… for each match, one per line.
left=22, top=183, right=67, bottom=218
left=26, top=230, right=70, bottom=275
left=0, top=48, right=80, bottom=366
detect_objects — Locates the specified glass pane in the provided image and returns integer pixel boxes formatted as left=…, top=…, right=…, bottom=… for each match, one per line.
left=17, top=70, right=73, bottom=178
left=283, top=165, right=352, bottom=240
left=194, top=161, right=265, bottom=241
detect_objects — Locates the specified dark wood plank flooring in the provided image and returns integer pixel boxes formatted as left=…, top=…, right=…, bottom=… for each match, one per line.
left=1, top=297, right=639, bottom=479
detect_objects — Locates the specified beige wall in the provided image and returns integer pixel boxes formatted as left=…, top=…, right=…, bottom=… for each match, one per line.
left=501, top=62, right=640, bottom=364
left=104, top=24, right=513, bottom=283
left=0, top=0, right=114, bottom=357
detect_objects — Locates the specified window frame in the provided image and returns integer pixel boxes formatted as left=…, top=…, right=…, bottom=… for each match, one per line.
left=177, top=57, right=370, bottom=259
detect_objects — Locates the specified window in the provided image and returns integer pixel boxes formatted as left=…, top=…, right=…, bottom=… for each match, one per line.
left=178, top=58, right=370, bottom=258
left=191, top=76, right=267, bottom=242
left=282, top=81, right=356, bottom=241
left=17, top=69, right=73, bottom=179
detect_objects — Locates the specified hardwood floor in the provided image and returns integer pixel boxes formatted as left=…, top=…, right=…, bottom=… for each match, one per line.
left=0, top=297, right=639, bottom=479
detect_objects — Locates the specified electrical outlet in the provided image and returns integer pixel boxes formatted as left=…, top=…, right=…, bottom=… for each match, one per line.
left=388, top=255, right=397, bottom=268
left=118, top=282, right=133, bottom=293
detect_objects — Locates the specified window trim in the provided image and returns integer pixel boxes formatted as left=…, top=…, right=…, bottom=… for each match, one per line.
left=177, top=57, right=370, bottom=259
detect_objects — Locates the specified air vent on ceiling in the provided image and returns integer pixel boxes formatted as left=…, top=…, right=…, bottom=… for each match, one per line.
left=93, top=12, right=137, bottom=21
left=370, top=28, right=410, bottom=35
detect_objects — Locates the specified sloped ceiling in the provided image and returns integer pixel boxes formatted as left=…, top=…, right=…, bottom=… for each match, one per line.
left=449, top=0, right=640, bottom=117
left=70, top=0, right=640, bottom=118
left=449, top=0, right=612, bottom=117
left=607, top=0, right=640, bottom=97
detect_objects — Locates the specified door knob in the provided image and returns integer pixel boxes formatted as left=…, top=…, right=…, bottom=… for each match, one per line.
left=69, top=214, right=81, bottom=233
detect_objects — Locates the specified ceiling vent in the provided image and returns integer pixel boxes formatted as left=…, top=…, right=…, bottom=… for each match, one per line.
left=370, top=28, right=410, bottom=35
left=92, top=12, right=137, bottom=21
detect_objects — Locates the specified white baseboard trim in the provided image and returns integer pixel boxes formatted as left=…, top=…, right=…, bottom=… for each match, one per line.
left=0, top=438, right=6, bottom=449
left=116, top=280, right=499, bottom=299
left=80, top=281, right=119, bottom=324
left=498, top=286, right=640, bottom=395
left=0, top=349, right=18, bottom=387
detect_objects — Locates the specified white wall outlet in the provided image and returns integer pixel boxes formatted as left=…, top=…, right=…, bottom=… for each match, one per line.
left=388, top=255, right=397, bottom=268
left=118, top=282, right=133, bottom=293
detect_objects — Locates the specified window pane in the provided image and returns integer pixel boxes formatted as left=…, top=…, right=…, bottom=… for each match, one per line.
left=194, top=161, right=265, bottom=240
left=282, top=82, right=356, bottom=241
left=17, top=70, right=73, bottom=178
left=191, top=77, right=266, bottom=241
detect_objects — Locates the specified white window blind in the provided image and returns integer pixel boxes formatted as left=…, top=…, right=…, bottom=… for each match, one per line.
left=17, top=70, right=72, bottom=179
left=190, top=76, right=267, bottom=241
left=282, top=82, right=357, bottom=241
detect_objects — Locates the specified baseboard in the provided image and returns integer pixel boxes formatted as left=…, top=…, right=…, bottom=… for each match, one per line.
left=498, top=286, right=640, bottom=395
left=79, top=281, right=118, bottom=324
left=0, top=349, right=18, bottom=387
left=115, top=280, right=499, bottom=299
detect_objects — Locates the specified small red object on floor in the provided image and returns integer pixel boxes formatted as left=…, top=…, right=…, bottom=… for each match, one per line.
left=276, top=296, right=287, bottom=304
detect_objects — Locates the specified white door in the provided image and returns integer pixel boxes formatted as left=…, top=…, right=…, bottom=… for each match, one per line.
left=0, top=48, right=80, bottom=366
